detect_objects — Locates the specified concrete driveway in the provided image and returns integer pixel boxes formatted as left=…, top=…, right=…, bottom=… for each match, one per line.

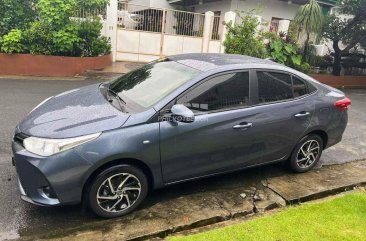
left=0, top=78, right=365, bottom=240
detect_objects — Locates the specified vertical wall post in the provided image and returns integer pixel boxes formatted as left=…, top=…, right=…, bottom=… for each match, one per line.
left=160, top=9, right=167, bottom=58
left=220, top=11, right=236, bottom=54
left=202, top=11, right=214, bottom=53
left=253, top=15, right=262, bottom=33
left=278, top=20, right=290, bottom=36
left=106, top=0, right=118, bottom=62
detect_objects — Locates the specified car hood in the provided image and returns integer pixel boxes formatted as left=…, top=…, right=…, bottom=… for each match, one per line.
left=17, top=84, right=130, bottom=139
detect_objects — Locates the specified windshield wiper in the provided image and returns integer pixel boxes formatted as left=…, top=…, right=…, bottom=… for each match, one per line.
left=105, top=83, right=127, bottom=112
left=108, top=85, right=126, bottom=105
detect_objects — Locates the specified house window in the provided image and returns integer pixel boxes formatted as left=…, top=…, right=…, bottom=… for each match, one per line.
left=270, top=17, right=283, bottom=33
left=211, top=11, right=221, bottom=40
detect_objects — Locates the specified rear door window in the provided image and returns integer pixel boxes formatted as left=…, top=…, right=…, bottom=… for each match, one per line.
left=257, top=71, right=293, bottom=103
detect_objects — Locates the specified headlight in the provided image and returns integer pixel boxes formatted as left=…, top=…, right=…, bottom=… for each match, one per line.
left=23, top=133, right=101, bottom=157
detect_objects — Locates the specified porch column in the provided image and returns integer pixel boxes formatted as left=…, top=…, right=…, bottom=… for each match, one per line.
left=278, top=19, right=290, bottom=36
left=202, top=11, right=214, bottom=53
left=220, top=11, right=236, bottom=53
left=253, top=15, right=262, bottom=33
left=106, top=0, right=118, bottom=62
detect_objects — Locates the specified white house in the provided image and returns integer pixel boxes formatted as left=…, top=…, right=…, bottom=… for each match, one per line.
left=127, top=0, right=336, bottom=32
left=107, top=0, right=338, bottom=62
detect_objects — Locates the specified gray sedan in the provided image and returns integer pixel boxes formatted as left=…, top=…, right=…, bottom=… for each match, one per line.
left=12, top=54, right=350, bottom=218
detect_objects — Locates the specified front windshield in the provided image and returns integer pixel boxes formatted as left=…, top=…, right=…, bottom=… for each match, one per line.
left=109, top=59, right=200, bottom=109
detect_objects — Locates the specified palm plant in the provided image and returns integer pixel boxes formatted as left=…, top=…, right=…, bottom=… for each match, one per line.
left=294, top=0, right=323, bottom=61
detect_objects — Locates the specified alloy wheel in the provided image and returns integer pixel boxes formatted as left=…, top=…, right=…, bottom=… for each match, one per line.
left=96, top=173, right=141, bottom=212
left=296, top=139, right=320, bottom=168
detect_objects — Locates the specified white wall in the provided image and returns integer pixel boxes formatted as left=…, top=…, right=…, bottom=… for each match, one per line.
left=193, top=0, right=300, bottom=21
left=128, top=0, right=172, bottom=8
left=192, top=0, right=300, bottom=32
left=116, top=29, right=208, bottom=62
left=231, top=0, right=300, bottom=31
left=193, top=0, right=232, bottom=14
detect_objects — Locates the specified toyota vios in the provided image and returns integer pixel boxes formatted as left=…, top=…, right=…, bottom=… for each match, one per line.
left=12, top=54, right=350, bottom=218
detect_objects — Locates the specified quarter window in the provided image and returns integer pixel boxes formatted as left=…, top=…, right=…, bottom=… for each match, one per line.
left=257, top=71, right=293, bottom=103
left=292, top=76, right=308, bottom=97
left=177, top=72, right=250, bottom=113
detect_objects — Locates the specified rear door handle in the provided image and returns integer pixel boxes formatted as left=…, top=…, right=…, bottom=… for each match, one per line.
left=233, top=122, right=253, bottom=129
left=295, top=111, right=310, bottom=118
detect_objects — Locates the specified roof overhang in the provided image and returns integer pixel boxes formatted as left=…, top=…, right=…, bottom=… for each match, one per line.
left=168, top=0, right=337, bottom=7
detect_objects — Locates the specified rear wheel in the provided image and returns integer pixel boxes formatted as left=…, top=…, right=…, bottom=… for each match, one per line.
left=289, top=134, right=323, bottom=173
left=87, top=164, right=148, bottom=218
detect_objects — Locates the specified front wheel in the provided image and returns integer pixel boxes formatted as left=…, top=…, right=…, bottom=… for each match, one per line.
left=288, top=134, right=323, bottom=173
left=87, top=164, right=148, bottom=218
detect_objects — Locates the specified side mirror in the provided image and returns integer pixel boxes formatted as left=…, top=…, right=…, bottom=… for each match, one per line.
left=171, top=104, right=195, bottom=123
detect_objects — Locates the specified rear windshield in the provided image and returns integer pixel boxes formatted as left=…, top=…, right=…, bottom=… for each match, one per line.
left=110, top=59, right=200, bottom=109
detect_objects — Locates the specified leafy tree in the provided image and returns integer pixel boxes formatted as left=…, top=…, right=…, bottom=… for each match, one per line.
left=36, top=0, right=76, bottom=28
left=0, top=0, right=36, bottom=37
left=224, top=13, right=267, bottom=58
left=294, top=0, right=323, bottom=61
left=322, top=0, right=366, bottom=75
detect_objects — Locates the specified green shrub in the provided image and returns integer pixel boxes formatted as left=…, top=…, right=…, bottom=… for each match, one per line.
left=224, top=14, right=268, bottom=58
left=266, top=37, right=310, bottom=72
left=76, top=20, right=111, bottom=57
left=76, top=0, right=109, bottom=9
left=53, top=23, right=81, bottom=56
left=0, top=29, right=26, bottom=54
left=269, top=39, right=299, bottom=65
left=23, top=22, right=54, bottom=55
left=0, top=0, right=111, bottom=57
left=298, top=62, right=311, bottom=73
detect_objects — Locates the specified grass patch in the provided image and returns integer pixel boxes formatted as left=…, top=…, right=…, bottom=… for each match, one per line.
left=169, top=192, right=366, bottom=241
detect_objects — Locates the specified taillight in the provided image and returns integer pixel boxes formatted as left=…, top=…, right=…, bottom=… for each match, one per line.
left=335, top=97, right=351, bottom=110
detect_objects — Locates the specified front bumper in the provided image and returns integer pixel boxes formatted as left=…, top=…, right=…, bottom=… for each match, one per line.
left=17, top=178, right=51, bottom=206
left=12, top=139, right=93, bottom=206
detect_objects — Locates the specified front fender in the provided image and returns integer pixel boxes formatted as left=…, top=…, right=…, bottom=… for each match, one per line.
left=74, top=123, right=163, bottom=190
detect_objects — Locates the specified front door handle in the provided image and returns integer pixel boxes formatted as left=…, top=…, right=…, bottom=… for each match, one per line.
left=295, top=111, right=310, bottom=118
left=233, top=122, right=253, bottom=129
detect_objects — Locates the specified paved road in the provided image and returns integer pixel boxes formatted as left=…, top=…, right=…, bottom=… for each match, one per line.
left=0, top=78, right=365, bottom=240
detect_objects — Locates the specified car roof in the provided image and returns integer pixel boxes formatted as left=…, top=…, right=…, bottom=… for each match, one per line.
left=168, top=53, right=281, bottom=72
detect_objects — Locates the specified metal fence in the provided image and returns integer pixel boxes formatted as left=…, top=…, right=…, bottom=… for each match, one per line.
left=118, top=3, right=163, bottom=32
left=71, top=6, right=107, bottom=21
left=165, top=9, right=205, bottom=37
left=118, top=2, right=206, bottom=37
left=211, top=15, right=222, bottom=40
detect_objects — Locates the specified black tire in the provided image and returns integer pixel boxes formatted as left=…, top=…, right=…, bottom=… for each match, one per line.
left=288, top=134, right=323, bottom=173
left=87, top=164, right=148, bottom=218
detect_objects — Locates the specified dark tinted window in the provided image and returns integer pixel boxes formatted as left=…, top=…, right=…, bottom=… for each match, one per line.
left=178, top=72, right=249, bottom=112
left=257, top=71, right=292, bottom=103
left=292, top=76, right=308, bottom=97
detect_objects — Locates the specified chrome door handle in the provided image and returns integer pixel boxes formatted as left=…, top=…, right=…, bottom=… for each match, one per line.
left=295, top=112, right=310, bottom=118
left=233, top=123, right=253, bottom=129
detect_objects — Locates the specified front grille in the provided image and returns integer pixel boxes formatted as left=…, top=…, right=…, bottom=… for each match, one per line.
left=13, top=133, right=29, bottom=147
